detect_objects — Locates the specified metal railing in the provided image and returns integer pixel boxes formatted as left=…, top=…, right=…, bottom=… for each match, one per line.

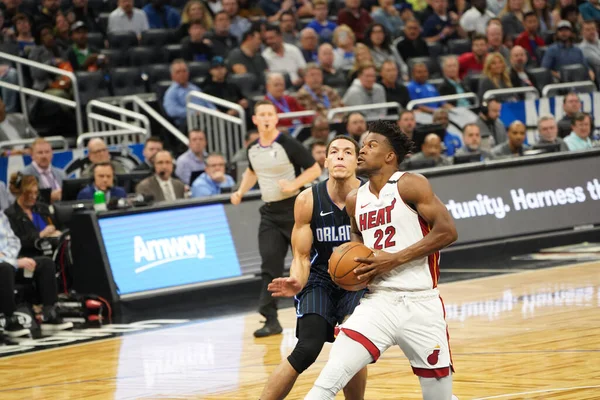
left=0, top=135, right=69, bottom=150
left=120, top=95, right=188, bottom=146
left=277, top=110, right=317, bottom=121
left=482, top=87, right=539, bottom=101
left=406, top=93, right=479, bottom=111
left=186, top=91, right=246, bottom=162
left=542, top=81, right=598, bottom=97
left=327, top=102, right=402, bottom=120
left=0, top=51, right=84, bottom=135
left=76, top=129, right=149, bottom=148
left=86, top=100, right=151, bottom=146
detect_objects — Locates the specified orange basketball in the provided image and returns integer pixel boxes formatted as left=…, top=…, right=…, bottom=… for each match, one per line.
left=328, top=242, right=373, bottom=291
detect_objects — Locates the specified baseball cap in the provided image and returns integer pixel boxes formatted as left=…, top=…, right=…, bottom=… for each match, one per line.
left=70, top=21, right=87, bottom=32
left=557, top=20, right=572, bottom=30
left=210, top=56, right=226, bottom=69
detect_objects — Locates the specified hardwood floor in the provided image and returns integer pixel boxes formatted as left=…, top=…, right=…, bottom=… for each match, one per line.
left=1, top=261, right=599, bottom=400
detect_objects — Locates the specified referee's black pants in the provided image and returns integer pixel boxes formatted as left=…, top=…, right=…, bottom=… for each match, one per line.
left=0, top=258, right=58, bottom=317
left=258, top=197, right=295, bottom=320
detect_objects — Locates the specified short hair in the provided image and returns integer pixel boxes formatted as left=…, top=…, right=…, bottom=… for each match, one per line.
left=343, top=111, right=365, bottom=125
left=313, top=0, right=327, bottom=7
left=188, top=129, right=206, bottom=139
left=487, top=17, right=501, bottom=27
left=411, top=62, right=428, bottom=72
left=280, top=10, right=295, bottom=21
left=381, top=59, right=397, bottom=69
left=264, top=24, right=281, bottom=35
left=93, top=161, right=115, bottom=174
left=571, top=112, right=590, bottom=125
left=537, top=114, right=556, bottom=129
left=441, top=55, right=458, bottom=68
left=266, top=71, right=285, bottom=85
left=145, top=136, right=162, bottom=146
left=206, top=152, right=227, bottom=163
left=214, top=10, right=229, bottom=19
left=241, top=27, right=260, bottom=42
left=12, top=13, right=29, bottom=24
left=472, top=33, right=487, bottom=43
left=357, top=63, right=376, bottom=76
left=170, top=58, right=187, bottom=73
left=189, top=19, right=205, bottom=28
left=399, top=110, right=414, bottom=119
left=508, top=120, right=526, bottom=130
left=310, top=140, right=327, bottom=152
left=304, top=62, right=321, bottom=74
left=312, top=116, right=329, bottom=129
left=366, top=120, right=413, bottom=164
left=9, top=173, right=37, bottom=196
left=462, top=123, right=480, bottom=135
left=563, top=91, right=579, bottom=104
left=326, top=135, right=360, bottom=156
left=254, top=99, right=276, bottom=113
left=523, top=11, right=537, bottom=20
left=582, top=20, right=597, bottom=28
left=404, top=18, right=420, bottom=27
left=31, top=137, right=50, bottom=151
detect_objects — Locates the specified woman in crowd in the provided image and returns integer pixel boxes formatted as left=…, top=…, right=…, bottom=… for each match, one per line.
left=499, top=0, right=527, bottom=38
left=13, top=13, right=35, bottom=56
left=346, top=42, right=375, bottom=84
left=528, top=0, right=554, bottom=33
left=364, top=23, right=408, bottom=79
left=332, top=25, right=356, bottom=71
left=176, top=0, right=213, bottom=40
left=478, top=52, right=515, bottom=102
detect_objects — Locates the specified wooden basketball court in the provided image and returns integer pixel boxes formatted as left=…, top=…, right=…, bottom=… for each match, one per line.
left=1, top=261, right=599, bottom=399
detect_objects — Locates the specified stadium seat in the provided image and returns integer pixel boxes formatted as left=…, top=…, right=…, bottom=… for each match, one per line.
left=145, top=64, right=172, bottom=92
left=560, top=64, right=589, bottom=83
left=87, top=32, right=105, bottom=49
left=542, top=31, right=555, bottom=46
left=192, top=76, right=206, bottom=87
left=76, top=71, right=110, bottom=105
left=140, top=29, right=173, bottom=47
left=100, top=49, right=129, bottom=67
left=463, top=73, right=483, bottom=94
left=427, top=42, right=444, bottom=58
left=108, top=30, right=138, bottom=50
left=526, top=67, right=553, bottom=93
left=407, top=57, right=441, bottom=79
left=227, top=73, right=259, bottom=97
left=165, top=44, right=183, bottom=62
left=188, top=61, right=211, bottom=79
left=110, top=67, right=146, bottom=96
left=155, top=80, right=172, bottom=100
left=447, top=38, right=472, bottom=55
left=129, top=47, right=169, bottom=68
left=98, top=12, right=110, bottom=34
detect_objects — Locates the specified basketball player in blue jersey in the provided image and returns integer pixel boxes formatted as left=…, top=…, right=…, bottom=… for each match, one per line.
left=261, top=136, right=368, bottom=400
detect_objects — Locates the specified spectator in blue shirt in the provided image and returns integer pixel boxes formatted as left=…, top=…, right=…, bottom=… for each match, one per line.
left=432, top=108, right=463, bottom=156
left=579, top=0, right=600, bottom=21
left=307, top=0, right=337, bottom=42
left=541, top=20, right=595, bottom=81
left=143, top=0, right=181, bottom=29
left=163, top=59, right=216, bottom=129
left=407, top=62, right=444, bottom=113
left=77, top=162, right=127, bottom=201
left=191, top=153, right=235, bottom=197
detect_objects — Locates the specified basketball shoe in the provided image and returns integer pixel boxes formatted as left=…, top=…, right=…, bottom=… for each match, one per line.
left=254, top=318, right=283, bottom=338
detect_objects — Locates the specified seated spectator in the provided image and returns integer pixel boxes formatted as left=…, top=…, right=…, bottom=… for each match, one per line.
left=0, top=98, right=37, bottom=141
left=231, top=130, right=259, bottom=163
left=163, top=59, right=216, bottom=129
left=54, top=12, right=72, bottom=51
left=529, top=0, right=554, bottom=32
left=303, top=116, right=335, bottom=148
left=176, top=130, right=209, bottom=185
left=176, top=0, right=213, bottom=41
left=578, top=20, right=600, bottom=73
left=557, top=92, right=582, bottom=137
left=204, top=11, right=238, bottom=58
left=478, top=52, right=515, bottom=101
left=5, top=174, right=61, bottom=257
left=475, top=98, right=507, bottom=148
left=77, top=162, right=127, bottom=200
left=458, top=34, right=489, bottom=80
left=439, top=56, right=470, bottom=107
left=342, top=64, right=386, bottom=119
left=279, top=11, right=299, bottom=45
left=310, top=141, right=328, bottom=183
left=409, top=133, right=452, bottom=166
left=460, top=0, right=495, bottom=36
left=318, top=43, right=347, bottom=88
left=181, top=20, right=214, bottom=62
left=134, top=136, right=163, bottom=171
left=143, top=0, right=180, bottom=29
left=407, top=62, right=443, bottom=113
left=265, top=72, right=312, bottom=128
left=371, top=0, right=404, bottom=38
left=13, top=13, right=35, bottom=56
left=432, top=108, right=463, bottom=156
left=0, top=179, right=14, bottom=211
left=499, top=0, right=526, bottom=38
left=455, top=123, right=494, bottom=159
left=564, top=112, right=593, bottom=150
left=21, top=138, right=65, bottom=202
left=0, top=62, right=19, bottom=115
left=307, top=0, right=337, bottom=43
left=344, top=111, right=367, bottom=142
left=346, top=43, right=375, bottom=84
left=332, top=25, right=356, bottom=71
left=296, top=63, right=343, bottom=116
left=203, top=56, right=249, bottom=117
left=491, top=120, right=529, bottom=157
left=536, top=115, right=569, bottom=151
left=191, top=153, right=235, bottom=197
left=262, top=24, right=306, bottom=86
left=0, top=212, right=73, bottom=337
left=227, top=28, right=268, bottom=89
left=34, top=0, right=60, bottom=27
left=107, top=0, right=149, bottom=37
left=260, top=0, right=312, bottom=22
left=222, top=0, right=250, bottom=43
left=541, top=20, right=594, bottom=81
left=135, top=150, right=185, bottom=201
left=365, top=23, right=408, bottom=77
left=508, top=45, right=538, bottom=100
left=66, top=21, right=104, bottom=72
left=299, top=28, right=319, bottom=63
left=579, top=0, right=600, bottom=21
left=65, top=0, right=101, bottom=33
left=28, top=24, right=70, bottom=97
left=81, top=138, right=127, bottom=177
left=379, top=60, right=410, bottom=110
left=337, top=0, right=373, bottom=42
left=514, top=12, right=545, bottom=65
left=423, top=0, right=462, bottom=44
left=397, top=109, right=416, bottom=139
left=486, top=22, right=511, bottom=62
left=396, top=19, right=429, bottom=62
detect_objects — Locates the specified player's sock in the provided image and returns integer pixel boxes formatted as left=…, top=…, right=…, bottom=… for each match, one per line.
left=305, top=333, right=372, bottom=400
left=418, top=373, right=453, bottom=400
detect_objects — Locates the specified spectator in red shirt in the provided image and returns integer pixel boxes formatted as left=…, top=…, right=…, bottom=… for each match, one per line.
left=337, top=0, right=373, bottom=42
left=264, top=72, right=313, bottom=128
left=514, top=12, right=545, bottom=65
left=458, top=34, right=489, bottom=79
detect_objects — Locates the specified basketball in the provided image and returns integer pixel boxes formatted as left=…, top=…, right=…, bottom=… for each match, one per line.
left=328, top=242, right=374, bottom=291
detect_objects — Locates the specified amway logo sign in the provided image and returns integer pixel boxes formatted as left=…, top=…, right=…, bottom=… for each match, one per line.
left=134, top=234, right=210, bottom=274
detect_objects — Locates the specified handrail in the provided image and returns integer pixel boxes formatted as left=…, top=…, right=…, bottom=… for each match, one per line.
left=119, top=95, right=188, bottom=146
left=277, top=110, right=317, bottom=120
left=86, top=100, right=151, bottom=144
left=0, top=136, right=69, bottom=150
left=542, top=81, right=598, bottom=97
left=187, top=103, right=244, bottom=123
left=406, top=93, right=479, bottom=110
left=186, top=91, right=245, bottom=118
left=76, top=129, right=148, bottom=148
left=0, top=51, right=83, bottom=135
left=482, top=86, right=539, bottom=101
left=327, top=102, right=402, bottom=120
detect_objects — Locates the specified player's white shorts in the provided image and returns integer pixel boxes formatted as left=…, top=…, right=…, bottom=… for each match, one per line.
left=340, top=288, right=453, bottom=378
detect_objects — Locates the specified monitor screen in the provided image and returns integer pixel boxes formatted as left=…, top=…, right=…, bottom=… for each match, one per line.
left=97, top=204, right=242, bottom=295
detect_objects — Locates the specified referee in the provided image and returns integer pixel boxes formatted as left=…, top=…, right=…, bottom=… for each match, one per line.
left=231, top=99, right=322, bottom=337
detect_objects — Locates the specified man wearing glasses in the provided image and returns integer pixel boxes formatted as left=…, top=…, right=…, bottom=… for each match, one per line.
left=190, top=153, right=235, bottom=197
left=81, top=138, right=127, bottom=178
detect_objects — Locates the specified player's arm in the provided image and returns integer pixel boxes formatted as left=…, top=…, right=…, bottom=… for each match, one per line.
left=345, top=189, right=363, bottom=243
left=268, top=188, right=314, bottom=297
left=230, top=167, right=258, bottom=204
left=279, top=162, right=322, bottom=193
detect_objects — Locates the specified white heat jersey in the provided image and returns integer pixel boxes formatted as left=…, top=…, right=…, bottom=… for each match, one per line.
left=355, top=171, right=440, bottom=291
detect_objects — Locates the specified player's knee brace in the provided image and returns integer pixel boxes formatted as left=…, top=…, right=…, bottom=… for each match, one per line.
left=287, top=337, right=325, bottom=374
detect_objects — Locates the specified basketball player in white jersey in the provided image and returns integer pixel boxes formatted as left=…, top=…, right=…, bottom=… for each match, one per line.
left=305, top=120, right=459, bottom=400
